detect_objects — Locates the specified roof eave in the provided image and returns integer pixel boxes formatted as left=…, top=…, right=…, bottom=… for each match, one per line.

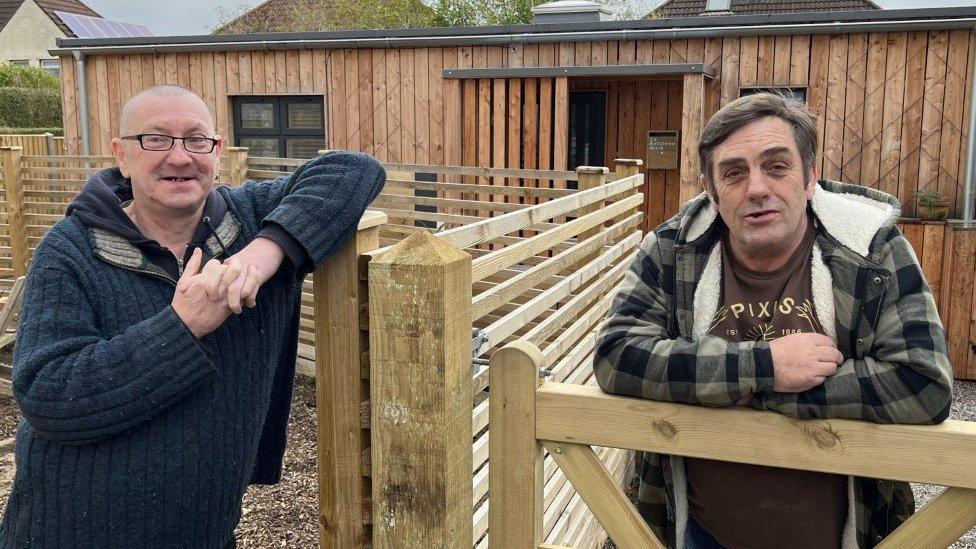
left=51, top=7, right=976, bottom=55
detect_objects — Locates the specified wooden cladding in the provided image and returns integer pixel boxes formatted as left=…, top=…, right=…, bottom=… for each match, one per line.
left=807, top=31, right=976, bottom=220
left=938, top=225, right=976, bottom=381
left=60, top=29, right=976, bottom=222
left=461, top=76, right=569, bottom=197
left=897, top=220, right=976, bottom=380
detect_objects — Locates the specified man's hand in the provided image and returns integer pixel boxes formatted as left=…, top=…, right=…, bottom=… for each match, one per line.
left=769, top=332, right=844, bottom=393
left=222, top=237, right=285, bottom=313
left=172, top=248, right=234, bottom=339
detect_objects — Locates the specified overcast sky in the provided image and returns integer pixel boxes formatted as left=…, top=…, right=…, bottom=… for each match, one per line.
left=84, top=0, right=976, bottom=36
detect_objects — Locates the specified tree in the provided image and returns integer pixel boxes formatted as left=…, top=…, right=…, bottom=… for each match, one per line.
left=432, top=0, right=656, bottom=26
left=212, top=0, right=656, bottom=33
left=213, top=0, right=442, bottom=33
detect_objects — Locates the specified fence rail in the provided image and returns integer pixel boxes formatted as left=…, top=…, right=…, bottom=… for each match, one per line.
left=0, top=134, right=64, bottom=156
left=490, top=340, right=976, bottom=549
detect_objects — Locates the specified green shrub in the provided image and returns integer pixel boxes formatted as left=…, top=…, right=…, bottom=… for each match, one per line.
left=0, top=127, right=63, bottom=136
left=0, top=87, right=62, bottom=128
left=0, top=63, right=60, bottom=90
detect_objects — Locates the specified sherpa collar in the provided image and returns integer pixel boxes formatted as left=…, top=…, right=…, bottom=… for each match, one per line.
left=679, top=180, right=901, bottom=259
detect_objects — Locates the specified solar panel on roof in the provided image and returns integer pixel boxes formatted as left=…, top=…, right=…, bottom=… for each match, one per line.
left=54, top=10, right=152, bottom=38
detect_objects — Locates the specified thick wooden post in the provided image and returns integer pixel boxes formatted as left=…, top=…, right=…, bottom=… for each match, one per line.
left=613, top=158, right=643, bottom=180
left=1, top=147, right=28, bottom=275
left=226, top=146, right=249, bottom=186
left=489, top=341, right=545, bottom=548
left=613, top=158, right=644, bottom=225
left=368, top=231, right=473, bottom=548
left=314, top=211, right=387, bottom=548
left=680, top=73, right=706, bottom=206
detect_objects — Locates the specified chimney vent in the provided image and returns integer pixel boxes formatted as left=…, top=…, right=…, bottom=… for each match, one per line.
left=531, top=0, right=613, bottom=24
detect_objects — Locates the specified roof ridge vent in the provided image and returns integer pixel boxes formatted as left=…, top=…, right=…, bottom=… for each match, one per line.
left=531, top=0, right=614, bottom=24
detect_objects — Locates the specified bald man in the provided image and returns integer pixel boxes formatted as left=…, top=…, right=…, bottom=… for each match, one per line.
left=0, top=85, right=385, bottom=549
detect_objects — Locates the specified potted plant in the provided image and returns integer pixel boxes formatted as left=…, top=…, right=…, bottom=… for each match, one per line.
left=915, top=188, right=950, bottom=221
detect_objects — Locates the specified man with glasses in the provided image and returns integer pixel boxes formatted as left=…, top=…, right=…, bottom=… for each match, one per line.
left=0, top=85, right=385, bottom=548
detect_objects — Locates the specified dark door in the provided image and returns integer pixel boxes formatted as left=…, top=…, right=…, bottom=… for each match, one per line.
left=567, top=91, right=606, bottom=175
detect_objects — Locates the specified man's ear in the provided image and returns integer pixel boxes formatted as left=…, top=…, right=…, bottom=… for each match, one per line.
left=700, top=174, right=718, bottom=211
left=111, top=138, right=129, bottom=178
left=805, top=163, right=819, bottom=199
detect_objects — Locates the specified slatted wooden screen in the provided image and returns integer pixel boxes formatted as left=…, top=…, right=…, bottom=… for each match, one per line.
left=458, top=76, right=569, bottom=205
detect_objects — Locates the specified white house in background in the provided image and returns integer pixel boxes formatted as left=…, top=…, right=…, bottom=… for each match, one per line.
left=0, top=0, right=150, bottom=76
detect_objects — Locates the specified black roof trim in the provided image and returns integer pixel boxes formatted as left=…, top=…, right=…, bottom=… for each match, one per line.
left=54, top=7, right=976, bottom=51
left=443, top=63, right=717, bottom=79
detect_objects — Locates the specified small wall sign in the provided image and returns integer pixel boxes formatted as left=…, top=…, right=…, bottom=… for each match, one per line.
left=647, top=130, right=680, bottom=170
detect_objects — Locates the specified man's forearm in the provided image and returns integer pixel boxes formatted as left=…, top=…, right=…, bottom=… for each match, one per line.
left=757, top=356, right=952, bottom=424
left=594, top=331, right=776, bottom=406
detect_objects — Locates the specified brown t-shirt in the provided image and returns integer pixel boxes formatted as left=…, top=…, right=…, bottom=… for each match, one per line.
left=686, top=218, right=847, bottom=549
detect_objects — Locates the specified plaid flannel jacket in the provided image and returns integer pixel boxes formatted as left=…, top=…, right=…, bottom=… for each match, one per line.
left=594, top=180, right=953, bottom=548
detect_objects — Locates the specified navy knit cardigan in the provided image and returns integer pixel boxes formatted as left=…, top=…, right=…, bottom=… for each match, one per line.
left=0, top=151, right=385, bottom=548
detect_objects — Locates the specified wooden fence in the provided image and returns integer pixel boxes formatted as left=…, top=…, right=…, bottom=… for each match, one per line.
left=310, top=157, right=645, bottom=547
left=489, top=338, right=976, bottom=548
left=0, top=134, right=64, bottom=156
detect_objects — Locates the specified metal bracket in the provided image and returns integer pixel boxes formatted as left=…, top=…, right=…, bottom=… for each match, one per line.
left=472, top=357, right=489, bottom=376
left=471, top=328, right=488, bottom=358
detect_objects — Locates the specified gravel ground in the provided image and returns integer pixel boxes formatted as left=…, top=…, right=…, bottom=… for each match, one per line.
left=913, top=380, right=976, bottom=548
left=0, top=359, right=974, bottom=547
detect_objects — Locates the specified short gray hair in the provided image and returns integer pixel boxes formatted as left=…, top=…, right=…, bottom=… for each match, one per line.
left=698, top=92, right=818, bottom=192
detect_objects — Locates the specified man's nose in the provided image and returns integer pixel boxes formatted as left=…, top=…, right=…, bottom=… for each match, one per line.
left=164, top=141, right=194, bottom=165
left=745, top=170, right=771, bottom=200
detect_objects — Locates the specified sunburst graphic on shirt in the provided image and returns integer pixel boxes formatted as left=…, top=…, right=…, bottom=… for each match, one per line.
left=745, top=323, right=776, bottom=341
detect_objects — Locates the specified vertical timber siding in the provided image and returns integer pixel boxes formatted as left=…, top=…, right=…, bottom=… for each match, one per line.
left=60, top=28, right=976, bottom=220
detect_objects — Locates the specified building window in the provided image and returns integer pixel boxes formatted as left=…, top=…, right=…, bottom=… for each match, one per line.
left=8, top=60, right=29, bottom=67
left=232, top=96, right=326, bottom=159
left=40, top=59, right=60, bottom=77
left=740, top=87, right=808, bottom=103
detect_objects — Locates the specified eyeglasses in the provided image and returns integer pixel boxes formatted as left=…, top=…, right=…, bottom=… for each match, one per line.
left=121, top=134, right=219, bottom=154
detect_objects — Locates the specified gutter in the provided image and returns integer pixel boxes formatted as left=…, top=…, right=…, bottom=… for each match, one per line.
left=73, top=51, right=90, bottom=156
left=51, top=17, right=976, bottom=56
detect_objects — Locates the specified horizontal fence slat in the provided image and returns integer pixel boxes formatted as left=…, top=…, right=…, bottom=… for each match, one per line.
left=382, top=162, right=581, bottom=181
left=416, top=174, right=644, bottom=254
left=537, top=384, right=976, bottom=489
left=374, top=193, right=526, bottom=214
left=386, top=179, right=574, bottom=199
left=247, top=156, right=307, bottom=167
left=20, top=155, right=115, bottom=163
